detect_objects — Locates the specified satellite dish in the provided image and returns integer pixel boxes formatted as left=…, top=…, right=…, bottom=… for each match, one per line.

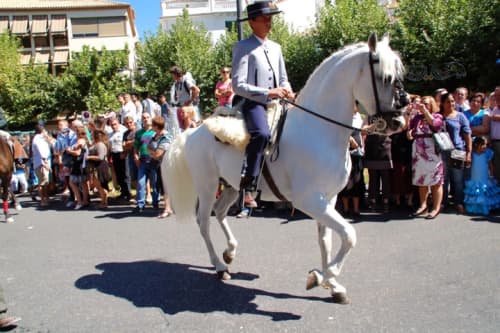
left=0, top=107, right=7, bottom=129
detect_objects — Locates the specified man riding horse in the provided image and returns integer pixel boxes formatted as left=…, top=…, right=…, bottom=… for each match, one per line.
left=232, top=0, right=295, bottom=208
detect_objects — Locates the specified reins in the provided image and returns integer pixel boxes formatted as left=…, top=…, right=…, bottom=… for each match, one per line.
left=280, top=98, right=368, bottom=133
left=280, top=52, right=385, bottom=135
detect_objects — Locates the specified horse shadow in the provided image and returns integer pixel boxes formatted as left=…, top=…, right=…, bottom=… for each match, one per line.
left=75, top=260, right=330, bottom=321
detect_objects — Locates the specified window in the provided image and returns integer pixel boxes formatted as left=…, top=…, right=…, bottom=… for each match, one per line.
left=98, top=17, right=126, bottom=37
left=71, top=18, right=98, bottom=38
left=34, top=52, right=50, bottom=64
left=34, top=36, right=50, bottom=48
left=72, top=16, right=126, bottom=38
left=11, top=16, right=28, bottom=34
left=53, top=35, right=68, bottom=47
left=20, top=36, right=31, bottom=48
left=51, top=15, right=67, bottom=33
left=0, top=16, right=8, bottom=33
left=53, top=50, right=69, bottom=64
left=32, top=15, right=48, bottom=34
left=20, top=53, right=31, bottom=65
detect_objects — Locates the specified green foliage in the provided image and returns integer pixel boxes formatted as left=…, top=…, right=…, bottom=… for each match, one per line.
left=392, top=0, right=499, bottom=93
left=63, top=46, right=129, bottom=114
left=2, top=1, right=498, bottom=128
left=314, top=0, right=391, bottom=57
left=137, top=9, right=217, bottom=114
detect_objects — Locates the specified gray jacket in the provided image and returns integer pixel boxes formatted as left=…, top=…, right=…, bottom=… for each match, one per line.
left=232, top=34, right=291, bottom=105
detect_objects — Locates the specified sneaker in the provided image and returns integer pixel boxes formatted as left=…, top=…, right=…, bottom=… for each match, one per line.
left=236, top=208, right=249, bottom=218
left=74, top=203, right=83, bottom=210
left=244, top=192, right=257, bottom=208
left=66, top=201, right=75, bottom=208
left=146, top=195, right=153, bottom=205
left=132, top=206, right=144, bottom=214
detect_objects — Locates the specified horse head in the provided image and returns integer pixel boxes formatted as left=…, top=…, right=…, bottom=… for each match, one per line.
left=355, top=33, right=408, bottom=135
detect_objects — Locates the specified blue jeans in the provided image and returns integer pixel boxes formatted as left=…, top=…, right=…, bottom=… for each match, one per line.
left=443, top=154, right=465, bottom=206
left=136, top=160, right=159, bottom=209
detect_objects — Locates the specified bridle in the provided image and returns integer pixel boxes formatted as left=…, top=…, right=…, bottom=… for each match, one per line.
left=281, top=50, right=406, bottom=135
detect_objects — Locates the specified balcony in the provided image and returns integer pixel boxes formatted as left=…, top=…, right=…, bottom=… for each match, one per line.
left=162, top=0, right=237, bottom=16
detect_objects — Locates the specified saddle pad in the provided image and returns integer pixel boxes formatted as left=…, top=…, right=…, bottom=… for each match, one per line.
left=203, top=100, right=283, bottom=152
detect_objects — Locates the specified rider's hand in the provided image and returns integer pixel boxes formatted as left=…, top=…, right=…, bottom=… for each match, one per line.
left=268, top=87, right=290, bottom=100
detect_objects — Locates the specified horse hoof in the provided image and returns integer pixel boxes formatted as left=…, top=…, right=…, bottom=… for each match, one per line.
left=217, top=270, right=231, bottom=280
left=331, top=292, right=350, bottom=304
left=222, top=250, right=233, bottom=264
left=306, top=271, right=319, bottom=290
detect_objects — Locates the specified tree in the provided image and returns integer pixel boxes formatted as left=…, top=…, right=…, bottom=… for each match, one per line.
left=0, top=33, right=24, bottom=126
left=391, top=0, right=499, bottom=93
left=314, top=0, right=391, bottom=57
left=137, top=9, right=217, bottom=114
left=61, top=46, right=129, bottom=114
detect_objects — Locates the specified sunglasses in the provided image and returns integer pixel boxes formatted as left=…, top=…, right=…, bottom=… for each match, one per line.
left=221, top=70, right=230, bottom=73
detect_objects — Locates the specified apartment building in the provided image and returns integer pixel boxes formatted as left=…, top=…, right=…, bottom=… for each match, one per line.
left=0, top=0, right=138, bottom=74
left=159, top=0, right=326, bottom=43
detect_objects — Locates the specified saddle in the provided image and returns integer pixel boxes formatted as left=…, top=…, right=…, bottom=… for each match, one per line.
left=203, top=100, right=285, bottom=152
left=204, top=100, right=290, bottom=203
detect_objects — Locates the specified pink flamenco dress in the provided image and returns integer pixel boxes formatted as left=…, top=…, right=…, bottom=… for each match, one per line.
left=464, top=148, right=500, bottom=215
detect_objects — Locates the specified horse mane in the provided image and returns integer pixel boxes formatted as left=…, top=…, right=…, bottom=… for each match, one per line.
left=300, top=37, right=404, bottom=97
left=375, top=37, right=405, bottom=83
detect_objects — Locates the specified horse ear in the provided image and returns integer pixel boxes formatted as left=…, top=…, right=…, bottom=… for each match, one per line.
left=368, top=32, right=377, bottom=52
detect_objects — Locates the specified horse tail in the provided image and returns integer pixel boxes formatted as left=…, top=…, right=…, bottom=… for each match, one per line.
left=164, top=130, right=197, bottom=223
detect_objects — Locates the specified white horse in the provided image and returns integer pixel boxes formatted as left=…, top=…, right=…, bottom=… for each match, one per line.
left=163, top=33, right=407, bottom=304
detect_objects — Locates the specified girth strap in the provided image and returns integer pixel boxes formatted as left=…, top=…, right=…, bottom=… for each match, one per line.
left=262, top=161, right=288, bottom=202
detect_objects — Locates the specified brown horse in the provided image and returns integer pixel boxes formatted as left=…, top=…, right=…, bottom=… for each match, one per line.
left=0, top=136, right=21, bottom=223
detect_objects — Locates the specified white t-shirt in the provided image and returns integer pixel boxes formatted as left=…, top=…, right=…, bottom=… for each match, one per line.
left=108, top=127, right=127, bottom=153
left=120, top=101, right=137, bottom=124
left=32, top=133, right=51, bottom=169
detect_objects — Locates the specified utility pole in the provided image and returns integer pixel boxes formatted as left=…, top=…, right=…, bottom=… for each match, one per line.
left=236, top=0, right=243, bottom=41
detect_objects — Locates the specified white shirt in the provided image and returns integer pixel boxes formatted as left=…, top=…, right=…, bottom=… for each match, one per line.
left=120, top=101, right=137, bottom=124
left=108, top=126, right=127, bottom=153
left=32, top=133, right=51, bottom=169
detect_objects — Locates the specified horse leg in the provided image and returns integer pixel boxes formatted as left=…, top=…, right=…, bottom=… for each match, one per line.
left=9, top=190, right=21, bottom=211
left=3, top=186, right=13, bottom=223
left=195, top=180, right=232, bottom=280
left=213, top=187, right=240, bottom=265
left=307, top=223, right=332, bottom=290
left=300, top=195, right=357, bottom=303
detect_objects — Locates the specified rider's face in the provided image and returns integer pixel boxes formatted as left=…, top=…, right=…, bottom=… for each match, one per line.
left=249, top=15, right=273, bottom=38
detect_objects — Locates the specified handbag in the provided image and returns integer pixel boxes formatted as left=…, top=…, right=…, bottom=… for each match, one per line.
left=433, top=131, right=455, bottom=152
left=449, top=149, right=466, bottom=169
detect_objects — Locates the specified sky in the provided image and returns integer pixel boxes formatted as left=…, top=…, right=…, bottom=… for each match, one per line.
left=119, top=0, right=162, bottom=39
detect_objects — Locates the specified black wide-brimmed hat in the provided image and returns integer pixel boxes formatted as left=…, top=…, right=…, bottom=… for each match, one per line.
left=239, top=1, right=282, bottom=21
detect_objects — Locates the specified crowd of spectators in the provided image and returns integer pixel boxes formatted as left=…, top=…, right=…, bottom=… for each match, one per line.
left=4, top=72, right=499, bottom=222
left=340, top=86, right=500, bottom=220
left=7, top=65, right=205, bottom=219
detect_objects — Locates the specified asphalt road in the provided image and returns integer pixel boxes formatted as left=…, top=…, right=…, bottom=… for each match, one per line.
left=0, top=196, right=499, bottom=332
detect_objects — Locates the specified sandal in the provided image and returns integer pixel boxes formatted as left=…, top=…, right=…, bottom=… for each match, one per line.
left=425, top=210, right=440, bottom=220
left=157, top=211, right=172, bottom=219
left=412, top=206, right=428, bottom=217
